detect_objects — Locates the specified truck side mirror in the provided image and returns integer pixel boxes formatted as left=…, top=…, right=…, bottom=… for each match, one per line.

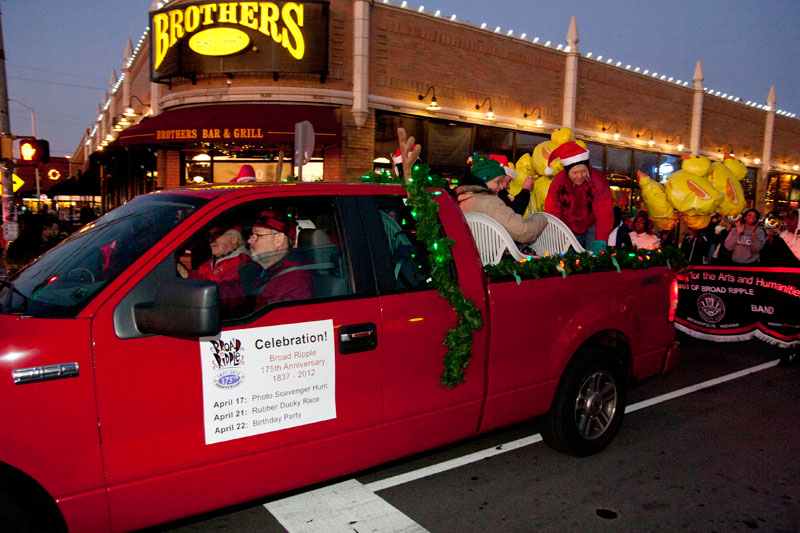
left=134, top=279, right=220, bottom=338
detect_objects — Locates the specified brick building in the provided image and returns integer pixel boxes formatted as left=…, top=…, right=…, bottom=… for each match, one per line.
left=76, top=0, right=799, bottom=215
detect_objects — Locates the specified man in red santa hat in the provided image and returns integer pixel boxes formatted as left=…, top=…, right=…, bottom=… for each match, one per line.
left=544, top=141, right=613, bottom=254
left=230, top=164, right=257, bottom=183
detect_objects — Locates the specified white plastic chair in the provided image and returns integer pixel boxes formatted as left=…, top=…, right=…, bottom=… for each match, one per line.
left=527, top=212, right=585, bottom=255
left=464, top=212, right=528, bottom=265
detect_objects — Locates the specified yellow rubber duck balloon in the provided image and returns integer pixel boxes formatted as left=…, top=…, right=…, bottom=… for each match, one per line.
left=708, top=161, right=746, bottom=217
left=723, top=154, right=747, bottom=181
left=637, top=170, right=677, bottom=230
left=550, top=127, right=573, bottom=146
left=665, top=168, right=723, bottom=215
left=681, top=154, right=712, bottom=177
left=531, top=140, right=561, bottom=176
left=683, top=213, right=713, bottom=230
left=509, top=153, right=533, bottom=196
left=508, top=153, right=535, bottom=215
left=533, top=175, right=553, bottom=212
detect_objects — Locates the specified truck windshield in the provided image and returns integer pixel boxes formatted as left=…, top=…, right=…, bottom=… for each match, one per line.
left=0, top=194, right=208, bottom=318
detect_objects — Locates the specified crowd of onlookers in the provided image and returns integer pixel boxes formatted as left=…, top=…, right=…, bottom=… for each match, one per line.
left=676, top=209, right=800, bottom=267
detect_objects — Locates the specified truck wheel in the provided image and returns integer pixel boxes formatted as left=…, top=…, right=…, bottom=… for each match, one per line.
left=541, top=349, right=627, bottom=456
left=0, top=490, right=28, bottom=531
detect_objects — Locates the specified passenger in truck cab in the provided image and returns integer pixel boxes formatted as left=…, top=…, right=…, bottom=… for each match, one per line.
left=456, top=154, right=548, bottom=245
left=178, top=226, right=252, bottom=282
left=177, top=225, right=253, bottom=315
left=243, top=209, right=314, bottom=308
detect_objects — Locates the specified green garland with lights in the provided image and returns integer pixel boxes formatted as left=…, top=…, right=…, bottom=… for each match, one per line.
left=485, top=246, right=688, bottom=280
left=359, top=166, right=689, bottom=388
left=361, top=165, right=483, bottom=387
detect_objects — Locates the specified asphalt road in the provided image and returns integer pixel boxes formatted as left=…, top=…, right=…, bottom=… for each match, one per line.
left=149, top=332, right=799, bottom=532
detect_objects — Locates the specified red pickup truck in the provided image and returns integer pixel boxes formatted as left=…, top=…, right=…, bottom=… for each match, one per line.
left=0, top=183, right=678, bottom=531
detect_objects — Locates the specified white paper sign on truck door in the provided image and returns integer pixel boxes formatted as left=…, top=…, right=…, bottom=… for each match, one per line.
left=200, top=319, right=336, bottom=445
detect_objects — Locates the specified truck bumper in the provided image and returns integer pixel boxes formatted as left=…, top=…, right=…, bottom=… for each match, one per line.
left=661, top=341, right=681, bottom=375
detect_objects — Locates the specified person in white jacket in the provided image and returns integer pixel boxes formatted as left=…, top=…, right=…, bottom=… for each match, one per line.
left=628, top=212, right=661, bottom=251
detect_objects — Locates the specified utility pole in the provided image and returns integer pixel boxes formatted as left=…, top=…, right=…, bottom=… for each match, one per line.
left=0, top=6, right=16, bottom=244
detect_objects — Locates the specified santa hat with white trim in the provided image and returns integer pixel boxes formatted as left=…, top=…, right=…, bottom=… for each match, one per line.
left=546, top=141, right=589, bottom=175
left=392, top=145, right=421, bottom=177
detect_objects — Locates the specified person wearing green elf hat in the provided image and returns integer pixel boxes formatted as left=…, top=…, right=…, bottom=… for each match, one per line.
left=455, top=154, right=548, bottom=245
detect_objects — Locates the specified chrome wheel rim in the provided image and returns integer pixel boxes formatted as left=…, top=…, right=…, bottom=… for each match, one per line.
left=574, top=370, right=617, bottom=440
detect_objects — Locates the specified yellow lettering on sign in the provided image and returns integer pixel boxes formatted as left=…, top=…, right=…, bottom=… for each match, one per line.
left=169, top=9, right=185, bottom=47
left=239, top=2, right=259, bottom=29
left=282, top=2, right=304, bottom=60
left=218, top=2, right=238, bottom=23
left=184, top=5, right=201, bottom=33
left=199, top=3, right=218, bottom=25
left=152, top=1, right=307, bottom=71
left=156, top=129, right=198, bottom=140
left=153, top=13, right=170, bottom=70
left=259, top=2, right=281, bottom=42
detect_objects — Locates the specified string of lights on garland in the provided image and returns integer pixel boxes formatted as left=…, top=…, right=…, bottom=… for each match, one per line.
left=361, top=165, right=483, bottom=388
left=485, top=245, right=689, bottom=280
left=360, top=165, right=690, bottom=387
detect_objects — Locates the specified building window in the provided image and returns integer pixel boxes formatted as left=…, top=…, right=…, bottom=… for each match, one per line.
left=426, top=120, right=472, bottom=171
left=374, top=114, right=424, bottom=164
left=474, top=126, right=514, bottom=163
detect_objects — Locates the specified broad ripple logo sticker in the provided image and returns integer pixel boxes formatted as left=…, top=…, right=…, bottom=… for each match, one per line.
left=209, top=338, right=245, bottom=389
left=697, top=292, right=726, bottom=324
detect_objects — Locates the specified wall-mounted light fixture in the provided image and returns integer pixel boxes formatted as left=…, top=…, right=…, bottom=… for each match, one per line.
left=475, top=97, right=495, bottom=120
left=602, top=121, right=620, bottom=140
left=418, top=86, right=440, bottom=111
left=125, top=95, right=149, bottom=118
left=781, top=157, right=799, bottom=171
left=666, top=133, right=684, bottom=151
left=718, top=144, right=735, bottom=157
left=523, top=106, right=543, bottom=126
left=636, top=128, right=655, bottom=147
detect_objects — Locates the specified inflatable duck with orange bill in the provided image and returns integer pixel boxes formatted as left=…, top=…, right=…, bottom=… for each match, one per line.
left=639, top=153, right=748, bottom=229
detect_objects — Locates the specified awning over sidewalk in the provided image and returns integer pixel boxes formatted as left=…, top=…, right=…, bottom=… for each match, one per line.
left=116, top=104, right=340, bottom=148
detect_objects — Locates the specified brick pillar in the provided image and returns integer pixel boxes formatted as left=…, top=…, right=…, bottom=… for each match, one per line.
left=340, top=108, right=375, bottom=181
left=158, top=149, right=181, bottom=189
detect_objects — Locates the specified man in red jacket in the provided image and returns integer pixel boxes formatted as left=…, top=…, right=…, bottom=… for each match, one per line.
left=178, top=226, right=252, bottom=316
left=544, top=141, right=613, bottom=254
left=245, top=209, right=313, bottom=308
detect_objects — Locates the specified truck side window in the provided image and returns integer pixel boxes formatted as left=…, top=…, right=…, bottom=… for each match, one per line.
left=374, top=196, right=432, bottom=290
left=176, top=197, right=352, bottom=322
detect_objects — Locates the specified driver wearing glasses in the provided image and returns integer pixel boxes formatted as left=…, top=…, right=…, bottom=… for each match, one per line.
left=243, top=209, right=313, bottom=307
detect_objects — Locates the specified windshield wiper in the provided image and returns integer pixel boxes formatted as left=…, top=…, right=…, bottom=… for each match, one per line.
left=0, top=278, right=29, bottom=313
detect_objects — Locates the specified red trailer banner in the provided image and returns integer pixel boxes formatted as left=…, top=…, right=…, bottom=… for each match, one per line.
left=675, top=266, right=800, bottom=347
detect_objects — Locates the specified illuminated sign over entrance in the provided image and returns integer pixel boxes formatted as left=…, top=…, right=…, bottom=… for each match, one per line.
left=150, top=1, right=329, bottom=82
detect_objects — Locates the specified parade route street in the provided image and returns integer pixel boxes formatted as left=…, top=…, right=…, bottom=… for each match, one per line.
left=150, top=332, right=799, bottom=532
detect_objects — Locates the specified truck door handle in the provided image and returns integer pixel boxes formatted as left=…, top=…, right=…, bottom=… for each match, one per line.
left=13, top=362, right=79, bottom=385
left=339, top=323, right=377, bottom=354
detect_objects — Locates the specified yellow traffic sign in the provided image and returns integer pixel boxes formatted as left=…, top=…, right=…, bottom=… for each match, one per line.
left=0, top=174, right=25, bottom=194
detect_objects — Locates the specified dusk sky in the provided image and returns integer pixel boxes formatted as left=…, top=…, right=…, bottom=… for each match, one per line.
left=3, top=0, right=799, bottom=158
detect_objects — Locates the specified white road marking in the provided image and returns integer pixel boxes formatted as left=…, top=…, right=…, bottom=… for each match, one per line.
left=265, top=479, right=428, bottom=532
left=266, top=359, right=780, bottom=531
left=365, top=434, right=543, bottom=492
left=625, top=359, right=780, bottom=414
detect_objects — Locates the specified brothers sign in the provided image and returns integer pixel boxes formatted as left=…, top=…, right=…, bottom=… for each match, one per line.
left=150, top=1, right=329, bottom=82
left=675, top=266, right=800, bottom=347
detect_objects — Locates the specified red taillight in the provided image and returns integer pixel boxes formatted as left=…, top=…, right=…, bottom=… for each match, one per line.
left=668, top=278, right=679, bottom=322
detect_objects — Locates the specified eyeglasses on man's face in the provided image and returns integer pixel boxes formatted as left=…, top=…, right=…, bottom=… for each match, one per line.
left=250, top=230, right=279, bottom=239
